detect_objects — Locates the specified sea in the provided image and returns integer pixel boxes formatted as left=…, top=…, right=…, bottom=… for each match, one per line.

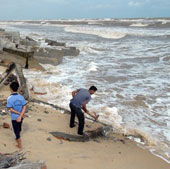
left=0, top=18, right=170, bottom=163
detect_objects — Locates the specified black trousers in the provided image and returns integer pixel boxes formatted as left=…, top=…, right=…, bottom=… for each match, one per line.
left=12, top=119, right=23, bottom=139
left=69, top=103, right=84, bottom=135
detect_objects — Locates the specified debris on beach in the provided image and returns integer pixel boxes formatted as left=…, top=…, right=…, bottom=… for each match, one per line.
left=0, top=62, right=29, bottom=100
left=0, top=151, right=47, bottom=169
left=50, top=126, right=113, bottom=142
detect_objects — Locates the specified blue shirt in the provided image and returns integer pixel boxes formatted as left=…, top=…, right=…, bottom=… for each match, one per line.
left=7, top=93, right=27, bottom=120
left=70, top=88, right=91, bottom=108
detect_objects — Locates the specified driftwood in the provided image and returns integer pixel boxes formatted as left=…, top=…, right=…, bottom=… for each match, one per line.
left=50, top=126, right=112, bottom=142
left=50, top=131, right=89, bottom=142
left=0, top=151, right=47, bottom=169
left=9, top=161, right=46, bottom=169
left=29, top=98, right=70, bottom=113
left=0, top=62, right=29, bottom=100
left=0, top=151, right=25, bottom=168
left=0, top=62, right=15, bottom=88
left=15, top=64, right=29, bottom=100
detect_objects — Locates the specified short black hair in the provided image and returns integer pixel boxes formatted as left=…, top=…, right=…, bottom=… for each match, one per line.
left=89, top=86, right=97, bottom=92
left=10, top=81, right=19, bottom=92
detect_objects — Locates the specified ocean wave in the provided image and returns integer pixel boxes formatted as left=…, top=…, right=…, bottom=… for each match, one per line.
left=130, top=23, right=149, bottom=27
left=93, top=106, right=123, bottom=130
left=64, top=26, right=126, bottom=39
left=80, top=46, right=103, bottom=55
left=87, top=20, right=104, bottom=25
left=126, top=32, right=170, bottom=40
left=87, top=62, right=98, bottom=72
left=92, top=106, right=163, bottom=151
left=156, top=19, right=170, bottom=25
left=64, top=24, right=170, bottom=40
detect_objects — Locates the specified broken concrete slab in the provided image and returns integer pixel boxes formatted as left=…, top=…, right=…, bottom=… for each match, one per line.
left=62, top=47, right=80, bottom=56
left=33, top=47, right=64, bottom=65
left=3, top=48, right=34, bottom=58
left=20, top=36, right=39, bottom=47
left=15, top=63, right=29, bottom=100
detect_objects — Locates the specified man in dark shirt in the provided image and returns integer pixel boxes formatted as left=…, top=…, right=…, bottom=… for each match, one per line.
left=69, top=86, right=98, bottom=135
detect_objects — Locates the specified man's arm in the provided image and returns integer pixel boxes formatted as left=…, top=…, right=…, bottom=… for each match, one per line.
left=82, top=102, right=88, bottom=113
left=72, top=90, right=78, bottom=97
left=9, top=108, right=21, bottom=115
left=82, top=102, right=98, bottom=120
left=16, top=105, right=26, bottom=122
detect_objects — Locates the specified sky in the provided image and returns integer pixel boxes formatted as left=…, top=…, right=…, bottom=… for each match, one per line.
left=0, top=0, right=170, bottom=20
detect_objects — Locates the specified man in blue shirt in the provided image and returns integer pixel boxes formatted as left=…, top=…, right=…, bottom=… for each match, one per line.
left=7, top=81, right=27, bottom=149
left=69, top=86, right=98, bottom=135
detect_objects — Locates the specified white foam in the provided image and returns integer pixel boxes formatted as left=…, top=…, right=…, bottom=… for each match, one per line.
left=26, top=77, right=71, bottom=108
left=162, top=20, right=168, bottom=24
left=127, top=136, right=145, bottom=144
left=130, top=23, right=149, bottom=27
left=88, top=21, right=104, bottom=25
left=87, top=62, right=98, bottom=72
left=93, top=106, right=123, bottom=129
left=64, top=26, right=126, bottom=39
left=80, top=46, right=102, bottom=55
left=124, top=127, right=157, bottom=145
left=151, top=151, right=170, bottom=164
left=156, top=19, right=170, bottom=25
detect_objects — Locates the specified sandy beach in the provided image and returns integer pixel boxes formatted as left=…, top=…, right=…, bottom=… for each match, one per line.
left=0, top=64, right=170, bottom=169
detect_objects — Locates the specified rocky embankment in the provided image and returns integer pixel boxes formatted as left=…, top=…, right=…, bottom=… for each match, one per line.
left=0, top=28, right=80, bottom=68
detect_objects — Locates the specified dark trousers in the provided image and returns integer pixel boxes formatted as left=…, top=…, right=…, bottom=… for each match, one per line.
left=69, top=103, right=84, bottom=135
left=12, top=119, right=23, bottom=139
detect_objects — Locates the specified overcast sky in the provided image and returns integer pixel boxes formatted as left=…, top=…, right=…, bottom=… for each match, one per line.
left=0, top=0, right=170, bottom=20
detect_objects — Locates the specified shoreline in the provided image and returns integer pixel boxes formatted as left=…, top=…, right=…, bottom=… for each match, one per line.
left=0, top=65, right=170, bottom=169
left=0, top=23, right=170, bottom=168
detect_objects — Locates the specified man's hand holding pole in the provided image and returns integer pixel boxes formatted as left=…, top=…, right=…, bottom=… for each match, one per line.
left=86, top=110, right=99, bottom=121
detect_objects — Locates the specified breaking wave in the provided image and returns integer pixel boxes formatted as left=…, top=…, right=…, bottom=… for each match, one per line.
left=64, top=26, right=126, bottom=39
left=130, top=23, right=149, bottom=27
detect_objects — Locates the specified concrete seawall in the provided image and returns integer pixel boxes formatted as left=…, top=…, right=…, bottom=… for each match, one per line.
left=0, top=29, right=80, bottom=67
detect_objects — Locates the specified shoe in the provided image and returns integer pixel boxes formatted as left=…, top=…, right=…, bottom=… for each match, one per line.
left=70, top=124, right=76, bottom=128
left=78, top=132, right=83, bottom=135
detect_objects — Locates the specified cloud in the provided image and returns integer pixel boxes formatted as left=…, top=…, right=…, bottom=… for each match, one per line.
left=128, top=0, right=149, bottom=7
left=90, top=4, right=113, bottom=9
left=128, top=1, right=141, bottom=7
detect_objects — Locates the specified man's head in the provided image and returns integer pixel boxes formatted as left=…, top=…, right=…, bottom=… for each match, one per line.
left=10, top=81, right=19, bottom=92
left=89, top=86, right=97, bottom=95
